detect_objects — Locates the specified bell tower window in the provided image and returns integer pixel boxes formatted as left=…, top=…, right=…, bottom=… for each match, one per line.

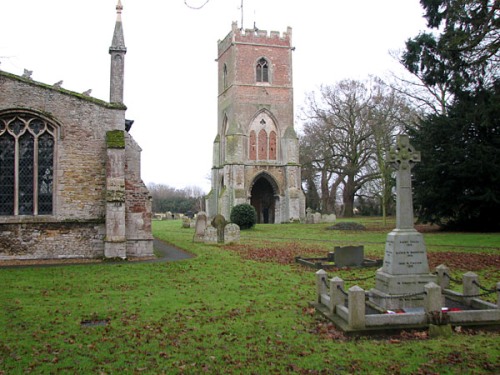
left=256, top=58, right=269, bottom=83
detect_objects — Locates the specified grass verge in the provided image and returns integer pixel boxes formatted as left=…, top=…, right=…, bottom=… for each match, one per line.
left=0, top=218, right=499, bottom=374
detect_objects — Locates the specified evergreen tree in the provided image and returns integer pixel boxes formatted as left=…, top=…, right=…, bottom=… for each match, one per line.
left=402, top=0, right=498, bottom=94
left=410, top=83, right=500, bottom=230
left=403, top=0, right=499, bottom=230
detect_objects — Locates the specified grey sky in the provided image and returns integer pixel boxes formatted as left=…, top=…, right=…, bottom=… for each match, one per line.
left=0, top=0, right=426, bottom=192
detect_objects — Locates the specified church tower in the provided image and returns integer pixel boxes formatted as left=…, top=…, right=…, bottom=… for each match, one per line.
left=206, top=22, right=305, bottom=223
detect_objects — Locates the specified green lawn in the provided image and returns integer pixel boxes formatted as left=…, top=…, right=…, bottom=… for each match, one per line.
left=1, top=219, right=499, bottom=374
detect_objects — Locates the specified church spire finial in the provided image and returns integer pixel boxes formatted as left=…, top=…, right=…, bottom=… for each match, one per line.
left=110, top=0, right=126, bottom=104
left=116, top=0, right=123, bottom=22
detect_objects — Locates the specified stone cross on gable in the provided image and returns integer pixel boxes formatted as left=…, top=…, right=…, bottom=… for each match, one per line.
left=387, top=135, right=421, bottom=230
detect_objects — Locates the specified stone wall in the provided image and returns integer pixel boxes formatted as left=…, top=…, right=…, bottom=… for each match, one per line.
left=0, top=71, right=153, bottom=259
left=0, top=72, right=125, bottom=222
left=0, top=221, right=105, bottom=260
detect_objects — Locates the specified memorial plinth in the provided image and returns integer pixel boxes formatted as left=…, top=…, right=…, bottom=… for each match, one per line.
left=370, top=135, right=436, bottom=309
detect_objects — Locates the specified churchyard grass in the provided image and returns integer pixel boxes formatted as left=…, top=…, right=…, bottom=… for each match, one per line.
left=1, top=219, right=499, bottom=374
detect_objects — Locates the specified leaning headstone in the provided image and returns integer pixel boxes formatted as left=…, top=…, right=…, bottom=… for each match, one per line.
left=224, top=223, right=240, bottom=243
left=334, top=246, right=364, bottom=267
left=370, top=135, right=436, bottom=309
left=211, top=214, right=227, bottom=244
left=193, top=212, right=208, bottom=242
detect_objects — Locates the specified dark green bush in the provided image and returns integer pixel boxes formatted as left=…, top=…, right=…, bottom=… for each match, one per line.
left=230, top=204, right=257, bottom=230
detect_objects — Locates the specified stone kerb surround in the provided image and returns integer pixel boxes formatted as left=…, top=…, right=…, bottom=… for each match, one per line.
left=370, top=135, right=437, bottom=309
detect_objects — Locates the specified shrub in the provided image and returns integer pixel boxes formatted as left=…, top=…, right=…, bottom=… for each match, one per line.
left=230, top=204, right=257, bottom=229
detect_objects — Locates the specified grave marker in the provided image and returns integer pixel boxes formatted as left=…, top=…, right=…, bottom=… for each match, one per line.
left=193, top=212, right=208, bottom=242
left=371, top=135, right=436, bottom=309
left=211, top=214, right=227, bottom=244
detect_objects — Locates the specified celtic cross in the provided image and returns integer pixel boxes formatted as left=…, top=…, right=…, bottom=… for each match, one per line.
left=387, top=135, right=421, bottom=230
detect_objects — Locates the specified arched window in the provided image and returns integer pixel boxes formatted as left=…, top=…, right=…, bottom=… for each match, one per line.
left=223, top=63, right=228, bottom=90
left=248, top=112, right=279, bottom=162
left=258, top=129, right=268, bottom=160
left=0, top=114, right=55, bottom=215
left=249, top=130, right=257, bottom=160
left=220, top=114, right=228, bottom=165
left=256, top=58, right=269, bottom=83
left=269, top=131, right=277, bottom=160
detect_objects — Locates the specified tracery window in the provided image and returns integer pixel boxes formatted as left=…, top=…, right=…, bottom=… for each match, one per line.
left=0, top=114, right=55, bottom=215
left=248, top=114, right=279, bottom=162
left=256, top=57, right=269, bottom=83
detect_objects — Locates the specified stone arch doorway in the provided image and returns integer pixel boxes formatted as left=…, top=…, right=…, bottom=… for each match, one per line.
left=250, top=174, right=278, bottom=224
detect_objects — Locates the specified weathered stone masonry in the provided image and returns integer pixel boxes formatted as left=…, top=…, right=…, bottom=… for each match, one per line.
left=0, top=2, right=153, bottom=260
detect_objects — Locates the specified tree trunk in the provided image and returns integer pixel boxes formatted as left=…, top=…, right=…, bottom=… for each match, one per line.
left=320, top=169, right=330, bottom=213
left=343, top=175, right=356, bottom=218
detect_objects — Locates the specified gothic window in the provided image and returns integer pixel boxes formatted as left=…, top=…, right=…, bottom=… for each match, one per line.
left=0, top=115, right=55, bottom=215
left=269, top=131, right=277, bottom=160
left=256, top=58, right=269, bottom=83
left=258, top=129, right=268, bottom=160
left=223, top=63, right=228, bottom=90
left=249, top=130, right=257, bottom=160
left=248, top=113, right=279, bottom=162
left=220, top=114, right=228, bottom=165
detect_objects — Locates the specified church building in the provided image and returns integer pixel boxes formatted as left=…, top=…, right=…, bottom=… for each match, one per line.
left=206, top=22, right=305, bottom=223
left=0, top=1, right=154, bottom=260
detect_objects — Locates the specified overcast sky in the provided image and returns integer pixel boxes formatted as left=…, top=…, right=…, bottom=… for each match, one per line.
left=0, top=0, right=427, bottom=192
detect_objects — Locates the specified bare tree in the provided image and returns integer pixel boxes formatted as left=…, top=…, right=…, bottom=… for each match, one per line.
left=300, top=78, right=417, bottom=218
left=148, top=183, right=206, bottom=213
left=301, top=80, right=378, bottom=217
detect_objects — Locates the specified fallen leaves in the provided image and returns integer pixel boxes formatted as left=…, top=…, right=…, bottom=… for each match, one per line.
left=224, top=242, right=325, bottom=265
left=428, top=252, right=500, bottom=270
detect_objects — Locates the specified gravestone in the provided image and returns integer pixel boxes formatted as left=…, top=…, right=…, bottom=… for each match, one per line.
left=211, top=214, right=227, bottom=244
left=312, top=212, right=321, bottom=224
left=203, top=226, right=218, bottom=243
left=224, top=223, right=240, bottom=243
left=181, top=216, right=191, bottom=228
left=371, top=135, right=436, bottom=309
left=334, top=246, right=364, bottom=267
left=305, top=208, right=314, bottom=224
left=321, top=213, right=336, bottom=223
left=193, top=212, right=208, bottom=242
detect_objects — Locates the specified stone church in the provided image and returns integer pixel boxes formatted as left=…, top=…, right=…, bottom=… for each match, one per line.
left=0, top=1, right=153, bottom=260
left=206, top=22, right=305, bottom=223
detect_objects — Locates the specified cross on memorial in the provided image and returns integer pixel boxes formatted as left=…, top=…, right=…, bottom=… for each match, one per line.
left=386, top=135, right=420, bottom=230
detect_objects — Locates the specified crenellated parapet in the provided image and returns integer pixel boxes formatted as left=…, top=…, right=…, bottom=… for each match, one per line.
left=218, top=22, right=292, bottom=58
